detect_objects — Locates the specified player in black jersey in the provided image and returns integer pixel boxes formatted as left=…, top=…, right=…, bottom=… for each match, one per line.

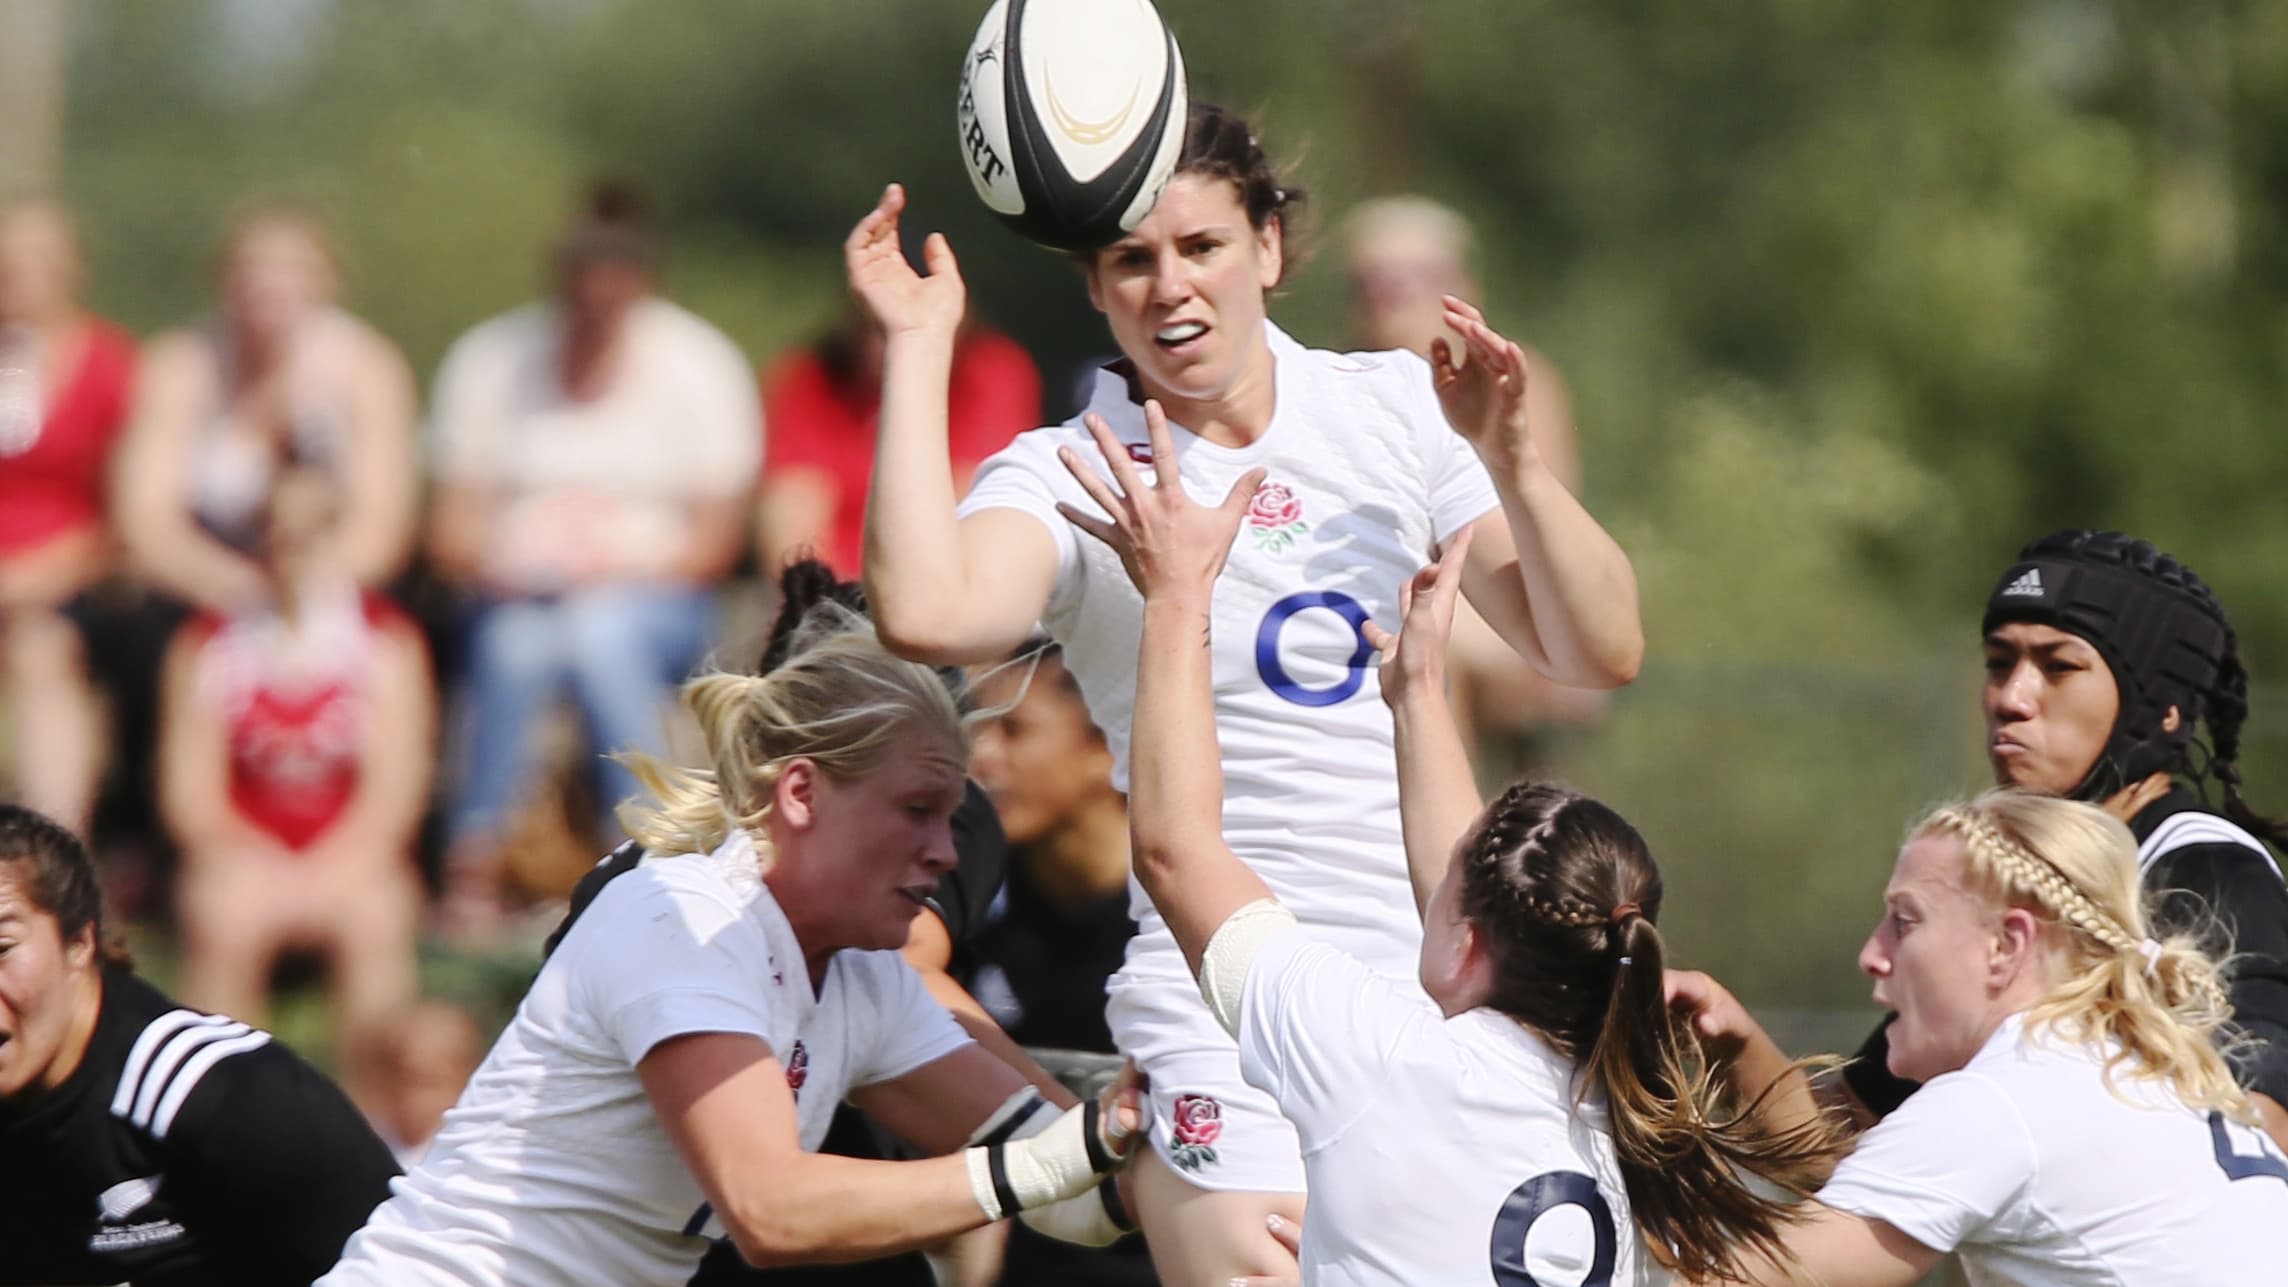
left=1842, top=530, right=2288, bottom=1150
left=0, top=804, right=399, bottom=1286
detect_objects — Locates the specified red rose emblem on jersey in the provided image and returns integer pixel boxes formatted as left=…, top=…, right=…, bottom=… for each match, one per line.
left=1167, top=1093, right=1223, bottom=1171
left=1245, top=483, right=1309, bottom=554
left=785, top=1040, right=808, bottom=1093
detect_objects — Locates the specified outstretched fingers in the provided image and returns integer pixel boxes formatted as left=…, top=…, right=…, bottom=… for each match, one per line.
left=1081, top=412, right=1149, bottom=504
left=1142, top=399, right=1182, bottom=492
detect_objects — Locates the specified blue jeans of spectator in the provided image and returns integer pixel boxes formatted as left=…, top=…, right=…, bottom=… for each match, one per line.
left=448, top=582, right=713, bottom=848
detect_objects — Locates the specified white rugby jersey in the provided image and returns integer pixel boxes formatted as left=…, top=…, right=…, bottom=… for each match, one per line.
left=1818, top=1014, right=2288, bottom=1285
left=1234, top=926, right=1654, bottom=1286
left=959, top=324, right=1499, bottom=985
left=321, top=832, right=969, bottom=1287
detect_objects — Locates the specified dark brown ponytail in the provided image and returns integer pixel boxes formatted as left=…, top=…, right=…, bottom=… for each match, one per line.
left=1458, top=784, right=1848, bottom=1279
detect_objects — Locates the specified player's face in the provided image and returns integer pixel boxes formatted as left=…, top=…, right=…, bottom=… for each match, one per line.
left=1858, top=834, right=2010, bottom=1082
left=1417, top=858, right=1492, bottom=1016
left=969, top=659, right=1115, bottom=848
left=0, top=869, right=97, bottom=1100
left=778, top=735, right=967, bottom=954
left=1983, top=623, right=2119, bottom=795
left=1085, top=174, right=1282, bottom=408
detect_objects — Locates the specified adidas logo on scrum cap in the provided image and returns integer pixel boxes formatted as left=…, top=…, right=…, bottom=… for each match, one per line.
left=2001, top=569, right=2045, bottom=598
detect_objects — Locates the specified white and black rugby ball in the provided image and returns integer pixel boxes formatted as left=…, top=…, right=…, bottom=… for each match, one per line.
left=957, top=0, right=1188, bottom=253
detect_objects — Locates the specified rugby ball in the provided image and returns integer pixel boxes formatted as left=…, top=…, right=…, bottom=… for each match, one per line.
left=957, top=0, right=1188, bottom=253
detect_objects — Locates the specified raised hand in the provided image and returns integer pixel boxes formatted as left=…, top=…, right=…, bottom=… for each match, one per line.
left=1361, top=526, right=1472, bottom=709
left=1430, top=296, right=1536, bottom=469
left=1054, top=399, right=1267, bottom=601
left=843, top=183, right=966, bottom=340
left=1663, top=968, right=1756, bottom=1063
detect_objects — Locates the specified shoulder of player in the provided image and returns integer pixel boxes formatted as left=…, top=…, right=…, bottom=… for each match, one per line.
left=2139, top=805, right=2281, bottom=881
left=103, top=998, right=287, bottom=1145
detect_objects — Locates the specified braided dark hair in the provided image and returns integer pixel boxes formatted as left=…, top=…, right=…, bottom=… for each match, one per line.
left=760, top=558, right=970, bottom=705
left=2010, top=530, right=2287, bottom=849
left=1455, top=783, right=1846, bottom=1280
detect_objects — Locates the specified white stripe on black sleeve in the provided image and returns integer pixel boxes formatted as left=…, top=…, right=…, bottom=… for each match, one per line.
left=110, top=1011, right=232, bottom=1118
left=150, top=1028, right=272, bottom=1139
left=129, top=1021, right=256, bottom=1131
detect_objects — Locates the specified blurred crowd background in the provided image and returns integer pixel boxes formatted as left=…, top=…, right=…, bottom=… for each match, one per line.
left=5, top=0, right=2288, bottom=1197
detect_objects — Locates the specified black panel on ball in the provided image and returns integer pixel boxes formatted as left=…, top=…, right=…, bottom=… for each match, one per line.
left=998, top=0, right=1181, bottom=253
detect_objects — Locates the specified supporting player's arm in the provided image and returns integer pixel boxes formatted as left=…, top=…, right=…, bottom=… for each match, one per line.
left=640, top=1033, right=1132, bottom=1267
left=1694, top=1204, right=1937, bottom=1287
left=1362, top=529, right=1483, bottom=914
left=847, top=184, right=1060, bottom=664
left=1056, top=400, right=1273, bottom=975
left=1429, top=297, right=1643, bottom=689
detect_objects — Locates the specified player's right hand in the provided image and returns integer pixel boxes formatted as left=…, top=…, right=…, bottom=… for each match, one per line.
left=844, top=183, right=966, bottom=340
left=1055, top=398, right=1266, bottom=602
left=1362, top=526, right=1472, bottom=708
left=1663, top=968, right=1756, bottom=1062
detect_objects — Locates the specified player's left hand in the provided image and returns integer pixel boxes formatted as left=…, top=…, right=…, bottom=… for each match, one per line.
left=1430, top=296, right=1539, bottom=471
left=1056, top=399, right=1267, bottom=601
left=1664, top=968, right=1757, bottom=1062
left=1362, top=526, right=1472, bottom=709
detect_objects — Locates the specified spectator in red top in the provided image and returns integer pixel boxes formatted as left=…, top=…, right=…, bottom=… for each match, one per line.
left=158, top=455, right=433, bottom=1055
left=756, top=301, right=1039, bottom=578
left=0, top=196, right=136, bottom=836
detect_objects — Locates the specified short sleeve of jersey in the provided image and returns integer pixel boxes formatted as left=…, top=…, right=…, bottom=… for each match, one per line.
left=1236, top=926, right=1425, bottom=1152
left=1396, top=351, right=1500, bottom=546
left=569, top=869, right=780, bottom=1065
left=1815, top=1070, right=2036, bottom=1255
left=847, top=953, right=972, bottom=1089
left=164, top=1038, right=400, bottom=1283
left=2147, top=842, right=2288, bottom=1103
left=956, top=427, right=1081, bottom=593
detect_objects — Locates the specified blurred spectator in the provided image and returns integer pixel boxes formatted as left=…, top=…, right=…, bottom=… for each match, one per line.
left=1343, top=195, right=1605, bottom=774
left=349, top=998, right=487, bottom=1168
left=756, top=298, right=1038, bottom=578
left=0, top=196, right=135, bottom=836
left=965, top=640, right=1155, bottom=1287
left=426, top=182, right=759, bottom=937
left=114, top=203, right=418, bottom=610
left=159, top=456, right=433, bottom=1053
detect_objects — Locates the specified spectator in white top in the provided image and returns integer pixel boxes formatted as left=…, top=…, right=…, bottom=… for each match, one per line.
left=1673, top=791, right=2288, bottom=1286
left=322, top=609, right=1141, bottom=1287
left=426, top=182, right=762, bottom=936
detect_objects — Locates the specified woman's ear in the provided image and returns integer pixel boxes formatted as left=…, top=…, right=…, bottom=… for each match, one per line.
left=1989, top=906, right=2044, bottom=989
left=1257, top=216, right=1284, bottom=291
left=775, top=759, right=819, bottom=832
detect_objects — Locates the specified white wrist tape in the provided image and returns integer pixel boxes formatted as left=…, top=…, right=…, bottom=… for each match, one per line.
left=1199, top=899, right=1298, bottom=1036
left=1019, top=1176, right=1133, bottom=1246
left=967, top=1087, right=1060, bottom=1147
left=964, top=1099, right=1122, bottom=1222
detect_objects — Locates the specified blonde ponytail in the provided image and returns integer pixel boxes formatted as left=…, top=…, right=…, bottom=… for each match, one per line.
left=614, top=607, right=966, bottom=858
left=1917, top=791, right=2252, bottom=1122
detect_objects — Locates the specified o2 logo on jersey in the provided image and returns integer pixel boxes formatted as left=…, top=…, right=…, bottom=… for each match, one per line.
left=1255, top=590, right=1377, bottom=708
left=1489, top=1171, right=1617, bottom=1287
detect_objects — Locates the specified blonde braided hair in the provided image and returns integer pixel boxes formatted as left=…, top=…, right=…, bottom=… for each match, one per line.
left=1912, top=790, right=2250, bottom=1120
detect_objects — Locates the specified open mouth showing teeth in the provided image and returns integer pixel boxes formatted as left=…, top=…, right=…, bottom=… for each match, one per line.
left=1156, top=322, right=1207, bottom=347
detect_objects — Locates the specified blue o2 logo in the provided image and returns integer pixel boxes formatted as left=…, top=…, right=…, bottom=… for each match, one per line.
left=1255, top=590, right=1377, bottom=707
left=1489, top=1171, right=1617, bottom=1286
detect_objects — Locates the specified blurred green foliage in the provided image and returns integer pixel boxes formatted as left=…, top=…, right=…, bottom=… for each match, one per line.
left=44, top=0, right=2288, bottom=1011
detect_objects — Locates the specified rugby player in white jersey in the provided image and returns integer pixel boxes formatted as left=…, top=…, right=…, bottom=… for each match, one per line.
left=1055, top=404, right=1844, bottom=1285
left=1673, top=792, right=2288, bottom=1285
left=321, top=615, right=1140, bottom=1287
left=852, top=100, right=1643, bottom=1283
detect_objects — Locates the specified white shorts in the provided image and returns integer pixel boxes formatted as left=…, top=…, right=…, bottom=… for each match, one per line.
left=1107, top=972, right=1309, bottom=1195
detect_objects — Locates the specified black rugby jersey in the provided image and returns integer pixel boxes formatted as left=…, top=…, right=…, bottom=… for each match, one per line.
left=1846, top=785, right=2288, bottom=1115
left=0, top=966, right=399, bottom=1286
